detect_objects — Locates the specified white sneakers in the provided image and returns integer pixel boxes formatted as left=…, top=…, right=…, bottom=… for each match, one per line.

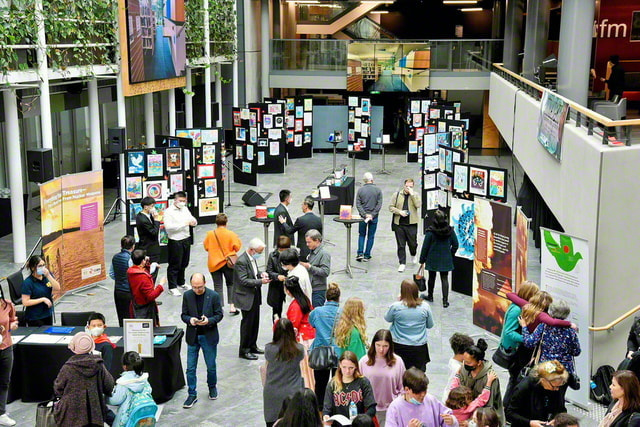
left=398, top=264, right=406, bottom=272
left=170, top=289, right=182, bottom=297
left=0, top=413, right=16, bottom=426
left=412, top=255, right=419, bottom=264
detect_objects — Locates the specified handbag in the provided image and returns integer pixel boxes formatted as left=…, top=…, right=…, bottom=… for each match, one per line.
left=517, top=326, right=545, bottom=382
left=35, top=400, right=57, bottom=427
left=413, top=264, right=427, bottom=292
left=492, top=344, right=517, bottom=369
left=391, top=192, right=400, bottom=232
left=214, top=230, right=238, bottom=269
left=308, top=345, right=338, bottom=370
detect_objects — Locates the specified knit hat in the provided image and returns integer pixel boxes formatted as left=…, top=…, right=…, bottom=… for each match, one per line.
left=68, top=332, right=95, bottom=355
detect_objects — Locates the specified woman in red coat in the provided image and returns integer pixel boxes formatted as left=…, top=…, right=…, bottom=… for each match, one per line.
left=284, top=275, right=315, bottom=389
left=127, top=249, right=165, bottom=326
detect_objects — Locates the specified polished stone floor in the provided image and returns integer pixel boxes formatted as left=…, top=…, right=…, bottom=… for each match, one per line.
left=0, top=152, right=603, bottom=426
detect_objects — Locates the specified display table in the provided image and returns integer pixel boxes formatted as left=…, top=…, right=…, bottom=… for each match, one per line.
left=372, top=140, right=393, bottom=174
left=332, top=217, right=367, bottom=278
left=318, top=177, right=355, bottom=215
left=250, top=216, right=276, bottom=267
left=311, top=194, right=338, bottom=246
left=9, top=326, right=185, bottom=403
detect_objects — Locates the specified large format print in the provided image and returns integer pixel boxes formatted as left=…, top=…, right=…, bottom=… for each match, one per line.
left=537, top=90, right=569, bottom=161
left=125, top=0, right=186, bottom=84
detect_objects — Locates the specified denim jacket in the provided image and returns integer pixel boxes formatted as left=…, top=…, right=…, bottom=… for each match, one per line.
left=309, top=301, right=340, bottom=351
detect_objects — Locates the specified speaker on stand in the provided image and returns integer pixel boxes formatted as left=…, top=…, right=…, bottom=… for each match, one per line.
left=242, top=189, right=266, bottom=206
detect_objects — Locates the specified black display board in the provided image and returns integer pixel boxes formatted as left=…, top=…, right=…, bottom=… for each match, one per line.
left=231, top=107, right=258, bottom=186
left=406, top=99, right=464, bottom=163
left=347, top=95, right=371, bottom=161
left=285, top=96, right=313, bottom=159
left=248, top=101, right=286, bottom=174
left=451, top=162, right=508, bottom=204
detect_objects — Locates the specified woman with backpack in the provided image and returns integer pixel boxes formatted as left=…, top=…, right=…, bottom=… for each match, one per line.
left=108, top=351, right=156, bottom=427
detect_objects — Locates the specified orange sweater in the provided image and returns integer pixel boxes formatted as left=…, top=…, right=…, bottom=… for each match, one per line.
left=203, top=227, right=242, bottom=272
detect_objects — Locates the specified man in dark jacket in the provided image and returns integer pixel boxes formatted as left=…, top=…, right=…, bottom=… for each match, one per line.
left=279, top=196, right=322, bottom=260
left=233, top=238, right=270, bottom=360
left=136, top=197, right=160, bottom=264
left=273, top=189, right=295, bottom=247
left=181, top=273, right=223, bottom=408
left=109, top=235, right=135, bottom=327
left=356, top=172, right=383, bottom=262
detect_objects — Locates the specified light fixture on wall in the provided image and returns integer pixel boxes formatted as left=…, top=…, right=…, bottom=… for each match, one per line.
left=370, top=10, right=389, bottom=14
left=459, top=7, right=483, bottom=11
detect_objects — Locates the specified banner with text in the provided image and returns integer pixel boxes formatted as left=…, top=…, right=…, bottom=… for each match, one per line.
left=537, top=90, right=569, bottom=161
left=472, top=198, right=513, bottom=335
left=515, top=207, right=531, bottom=290
left=540, top=227, right=590, bottom=408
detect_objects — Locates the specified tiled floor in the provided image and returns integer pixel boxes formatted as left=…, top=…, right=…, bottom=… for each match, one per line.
left=0, top=152, right=604, bottom=426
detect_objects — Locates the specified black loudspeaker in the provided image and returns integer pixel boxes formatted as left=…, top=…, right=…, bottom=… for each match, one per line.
left=108, top=127, right=126, bottom=154
left=26, top=148, right=54, bottom=183
left=242, top=189, right=265, bottom=206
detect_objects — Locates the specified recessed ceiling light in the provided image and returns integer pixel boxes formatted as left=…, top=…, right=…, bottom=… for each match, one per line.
left=460, top=7, right=483, bottom=11
left=370, top=10, right=389, bottom=13
left=443, top=0, right=478, bottom=4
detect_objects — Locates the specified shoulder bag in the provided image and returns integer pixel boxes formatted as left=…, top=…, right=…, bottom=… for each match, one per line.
left=492, top=344, right=518, bottom=369
left=517, top=325, right=545, bottom=382
left=391, top=192, right=400, bottom=232
left=308, top=312, right=340, bottom=370
left=413, top=264, right=427, bottom=292
left=214, top=230, right=238, bottom=269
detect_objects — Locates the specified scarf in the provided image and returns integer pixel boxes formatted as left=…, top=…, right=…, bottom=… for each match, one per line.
left=600, top=400, right=623, bottom=427
left=94, top=333, right=116, bottom=349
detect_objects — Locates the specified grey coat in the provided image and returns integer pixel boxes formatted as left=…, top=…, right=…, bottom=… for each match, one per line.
left=232, top=252, right=264, bottom=311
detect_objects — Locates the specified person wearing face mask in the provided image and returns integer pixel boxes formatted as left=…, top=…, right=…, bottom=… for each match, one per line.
left=164, top=191, right=198, bottom=296
left=22, top=255, right=61, bottom=327
left=135, top=197, right=160, bottom=267
left=389, top=178, right=421, bottom=273
left=385, top=367, right=458, bottom=427
left=86, top=312, right=115, bottom=371
left=233, top=238, right=270, bottom=360
left=127, top=249, right=166, bottom=327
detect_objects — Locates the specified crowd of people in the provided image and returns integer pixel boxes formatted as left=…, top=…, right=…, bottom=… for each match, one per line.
left=4, top=172, right=638, bottom=426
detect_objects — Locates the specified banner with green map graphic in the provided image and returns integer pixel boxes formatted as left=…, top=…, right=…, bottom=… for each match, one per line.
left=540, top=227, right=590, bottom=408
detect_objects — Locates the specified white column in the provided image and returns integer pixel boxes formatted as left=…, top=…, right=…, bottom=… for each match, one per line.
left=204, top=0, right=212, bottom=127
left=88, top=79, right=102, bottom=171
left=233, top=60, right=239, bottom=107
left=215, top=63, right=223, bottom=127
left=35, top=0, right=53, bottom=149
left=117, top=63, right=127, bottom=221
left=168, top=88, right=176, bottom=135
left=3, top=90, right=27, bottom=264
left=144, top=92, right=155, bottom=147
left=261, top=0, right=270, bottom=99
left=185, top=68, right=193, bottom=128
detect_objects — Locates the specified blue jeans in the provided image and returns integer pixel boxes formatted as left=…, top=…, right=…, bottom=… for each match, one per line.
left=357, top=217, right=378, bottom=257
left=312, top=290, right=326, bottom=308
left=186, top=334, right=218, bottom=396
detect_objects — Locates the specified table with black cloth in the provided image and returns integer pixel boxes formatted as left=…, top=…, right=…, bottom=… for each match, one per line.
left=317, top=176, right=355, bottom=215
left=9, top=326, right=184, bottom=403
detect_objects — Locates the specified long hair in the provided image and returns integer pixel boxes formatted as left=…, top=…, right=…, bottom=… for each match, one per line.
left=366, top=329, right=397, bottom=367
left=476, top=408, right=500, bottom=427
left=445, top=386, right=473, bottom=409
left=332, top=351, right=362, bottom=392
left=272, top=318, right=301, bottom=362
left=285, top=276, right=311, bottom=315
left=400, top=279, right=422, bottom=308
left=334, top=297, right=368, bottom=349
left=277, top=389, right=322, bottom=427
left=517, top=280, right=539, bottom=301
left=614, top=370, right=640, bottom=412
left=521, top=291, right=552, bottom=325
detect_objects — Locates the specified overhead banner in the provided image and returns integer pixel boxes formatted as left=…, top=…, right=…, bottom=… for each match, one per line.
left=472, top=198, right=512, bottom=335
left=537, top=90, right=569, bottom=161
left=41, top=171, right=106, bottom=296
left=515, top=207, right=531, bottom=290
left=540, top=228, right=590, bottom=408
left=450, top=197, right=475, bottom=260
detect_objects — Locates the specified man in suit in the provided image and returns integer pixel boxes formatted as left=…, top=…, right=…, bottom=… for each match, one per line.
left=181, top=273, right=223, bottom=408
left=278, top=196, right=323, bottom=260
left=273, top=189, right=295, bottom=247
left=233, top=238, right=269, bottom=360
left=135, top=197, right=160, bottom=264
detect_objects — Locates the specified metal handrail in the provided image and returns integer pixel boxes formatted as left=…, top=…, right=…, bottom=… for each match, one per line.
left=590, top=305, right=640, bottom=332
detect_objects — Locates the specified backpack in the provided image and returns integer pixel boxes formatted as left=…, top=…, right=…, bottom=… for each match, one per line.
left=123, top=388, right=157, bottom=427
left=590, top=365, right=615, bottom=405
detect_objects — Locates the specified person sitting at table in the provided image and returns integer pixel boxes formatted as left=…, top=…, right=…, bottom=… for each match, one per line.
left=279, top=196, right=322, bottom=260
left=54, top=332, right=115, bottom=427
left=85, top=312, right=115, bottom=371
left=128, top=249, right=166, bottom=327
left=22, top=255, right=61, bottom=327
left=108, top=351, right=156, bottom=427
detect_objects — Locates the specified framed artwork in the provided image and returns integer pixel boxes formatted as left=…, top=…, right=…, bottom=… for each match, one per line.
left=235, top=145, right=243, bottom=160
left=294, top=134, right=303, bottom=147
left=270, top=141, right=280, bottom=156
left=166, top=148, right=182, bottom=170
left=201, top=129, right=219, bottom=143
left=304, top=131, right=312, bottom=143
left=424, top=154, right=438, bottom=171
left=275, top=116, right=284, bottom=128
left=197, top=164, right=215, bottom=179
left=127, top=151, right=145, bottom=174
left=199, top=197, right=220, bottom=217
left=249, top=127, right=258, bottom=143
left=295, top=119, right=303, bottom=132
left=202, top=145, right=216, bottom=164
left=242, top=162, right=251, bottom=173
left=436, top=133, right=450, bottom=147
left=129, top=202, right=142, bottom=224
left=263, top=114, right=273, bottom=129
left=303, top=112, right=312, bottom=126
left=286, top=130, right=294, bottom=143
left=412, top=114, right=422, bottom=128
left=143, top=180, right=168, bottom=199
left=295, top=106, right=303, bottom=118
left=410, top=100, right=420, bottom=114
left=469, top=166, right=488, bottom=196
left=170, top=173, right=184, bottom=193
left=236, top=127, right=246, bottom=141
left=268, top=129, right=281, bottom=140
left=153, top=201, right=168, bottom=222
left=421, top=100, right=430, bottom=113
left=257, top=151, right=265, bottom=166
left=286, top=115, right=294, bottom=128
left=188, top=129, right=202, bottom=148
left=286, top=98, right=295, bottom=111
left=349, top=96, right=359, bottom=107
left=489, top=169, right=506, bottom=198
left=147, top=154, right=163, bottom=177
left=424, top=172, right=436, bottom=189
left=126, top=176, right=142, bottom=199
left=424, top=134, right=437, bottom=154
left=233, top=111, right=241, bottom=126
left=249, top=111, right=257, bottom=127
left=453, top=164, right=469, bottom=193
left=204, top=179, right=217, bottom=198
left=416, top=127, right=425, bottom=140
left=304, top=98, right=313, bottom=111
left=268, top=103, right=282, bottom=114
left=258, top=138, right=268, bottom=147
left=361, top=98, right=370, bottom=114
left=247, top=144, right=254, bottom=161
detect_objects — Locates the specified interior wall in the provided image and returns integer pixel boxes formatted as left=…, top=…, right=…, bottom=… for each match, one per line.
left=446, top=90, right=485, bottom=115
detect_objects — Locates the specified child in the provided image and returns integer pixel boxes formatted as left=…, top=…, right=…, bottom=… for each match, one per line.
left=108, top=351, right=156, bottom=427
left=445, top=371, right=497, bottom=422
left=86, top=312, right=115, bottom=370
left=443, top=333, right=474, bottom=402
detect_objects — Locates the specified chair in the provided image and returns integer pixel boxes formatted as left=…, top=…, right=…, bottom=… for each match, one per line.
left=593, top=97, right=627, bottom=141
left=6, top=270, right=24, bottom=306
left=60, top=311, right=96, bottom=326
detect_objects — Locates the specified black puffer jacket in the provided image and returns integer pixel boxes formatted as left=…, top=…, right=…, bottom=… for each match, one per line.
left=627, top=316, right=640, bottom=353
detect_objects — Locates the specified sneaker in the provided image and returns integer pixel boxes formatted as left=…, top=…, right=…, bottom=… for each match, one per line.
left=183, top=395, right=198, bottom=408
left=362, top=256, right=371, bottom=262
left=397, top=264, right=406, bottom=272
left=209, top=388, right=218, bottom=400
left=179, top=284, right=190, bottom=290
left=0, top=414, right=16, bottom=426
left=170, top=288, right=182, bottom=297
left=355, top=254, right=364, bottom=262
left=412, top=255, right=419, bottom=264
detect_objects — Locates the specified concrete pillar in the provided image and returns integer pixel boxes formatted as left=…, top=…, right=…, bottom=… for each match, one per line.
left=243, top=0, right=261, bottom=103
left=117, top=66, right=127, bottom=221
left=215, top=63, right=223, bottom=127
left=233, top=60, right=239, bottom=107
left=35, top=0, right=53, bottom=149
left=557, top=0, right=595, bottom=106
left=522, top=0, right=550, bottom=80
left=168, top=89, right=176, bottom=136
left=144, top=93, right=155, bottom=147
left=261, top=0, right=270, bottom=100
left=185, top=69, right=194, bottom=128
left=3, top=90, right=27, bottom=264
left=88, top=79, right=102, bottom=171
left=204, top=0, right=212, bottom=127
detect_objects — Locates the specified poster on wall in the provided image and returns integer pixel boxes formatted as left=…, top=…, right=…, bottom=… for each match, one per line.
left=472, top=198, right=513, bottom=336
left=537, top=90, right=569, bottom=161
left=540, top=227, right=590, bottom=408
left=450, top=197, right=475, bottom=260
left=515, top=207, right=531, bottom=289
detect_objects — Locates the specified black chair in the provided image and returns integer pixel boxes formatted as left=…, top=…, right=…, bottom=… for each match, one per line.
left=15, top=310, right=26, bottom=327
left=6, top=270, right=24, bottom=306
left=60, top=311, right=96, bottom=326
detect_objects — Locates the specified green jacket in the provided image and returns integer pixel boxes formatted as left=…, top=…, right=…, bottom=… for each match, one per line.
left=458, top=361, right=504, bottom=426
left=500, top=303, right=523, bottom=350
left=341, top=327, right=367, bottom=360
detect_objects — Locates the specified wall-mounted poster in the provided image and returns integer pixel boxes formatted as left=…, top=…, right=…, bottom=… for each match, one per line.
left=242, top=162, right=252, bottom=173
left=188, top=129, right=202, bottom=148
left=236, top=127, right=246, bottom=141
left=126, top=176, right=143, bottom=199
left=537, top=90, right=569, bottom=161
left=489, top=170, right=506, bottom=198
left=129, top=202, right=142, bottom=224
left=143, top=180, right=168, bottom=199
left=424, top=172, right=436, bottom=189
left=304, top=98, right=313, bottom=111
left=469, top=167, right=487, bottom=196
left=204, top=179, right=217, bottom=198
left=166, top=148, right=182, bottom=170
left=270, top=141, right=280, bottom=156
left=153, top=201, right=168, bottom=222
left=128, top=152, right=145, bottom=174
left=202, top=145, right=216, bottom=164
left=453, top=164, right=469, bottom=193
left=197, top=164, right=215, bottom=179
left=170, top=173, right=183, bottom=193
left=147, top=154, right=164, bottom=177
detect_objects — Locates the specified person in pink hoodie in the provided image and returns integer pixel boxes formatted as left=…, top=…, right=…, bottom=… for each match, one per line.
left=445, top=371, right=497, bottom=423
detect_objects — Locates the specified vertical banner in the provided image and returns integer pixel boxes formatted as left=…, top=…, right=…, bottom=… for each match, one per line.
left=515, top=207, right=531, bottom=290
left=40, top=179, right=64, bottom=286
left=537, top=90, right=569, bottom=161
left=472, top=198, right=513, bottom=335
left=540, top=228, right=590, bottom=408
